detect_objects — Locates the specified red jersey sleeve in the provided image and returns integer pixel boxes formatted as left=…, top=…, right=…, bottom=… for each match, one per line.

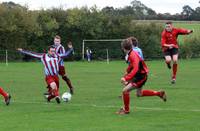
left=177, top=28, right=189, bottom=35
left=126, top=65, right=132, bottom=73
left=124, top=53, right=139, bottom=81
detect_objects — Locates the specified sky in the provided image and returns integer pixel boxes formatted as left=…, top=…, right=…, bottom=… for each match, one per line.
left=0, top=0, right=199, bottom=14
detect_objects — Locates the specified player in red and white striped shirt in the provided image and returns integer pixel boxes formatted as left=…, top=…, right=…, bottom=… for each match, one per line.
left=54, top=35, right=74, bottom=94
left=17, top=45, right=73, bottom=103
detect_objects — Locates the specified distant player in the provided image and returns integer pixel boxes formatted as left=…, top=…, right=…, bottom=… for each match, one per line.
left=161, top=21, right=193, bottom=84
left=54, top=35, right=74, bottom=94
left=116, top=37, right=166, bottom=115
left=17, top=45, right=73, bottom=104
left=86, top=47, right=92, bottom=62
left=0, top=87, right=11, bottom=105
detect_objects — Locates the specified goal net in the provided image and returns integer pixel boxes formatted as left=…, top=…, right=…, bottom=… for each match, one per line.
left=82, top=39, right=124, bottom=63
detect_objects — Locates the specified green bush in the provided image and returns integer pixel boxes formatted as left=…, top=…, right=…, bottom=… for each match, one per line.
left=180, top=36, right=200, bottom=59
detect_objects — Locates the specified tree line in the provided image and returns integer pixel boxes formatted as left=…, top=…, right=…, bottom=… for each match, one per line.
left=0, top=1, right=199, bottom=61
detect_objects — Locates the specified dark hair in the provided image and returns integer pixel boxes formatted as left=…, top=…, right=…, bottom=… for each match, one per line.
left=165, top=21, right=172, bottom=25
left=54, top=35, right=61, bottom=40
left=68, top=41, right=72, bottom=45
left=129, top=36, right=138, bottom=47
left=121, top=38, right=132, bottom=50
left=47, top=45, right=55, bottom=51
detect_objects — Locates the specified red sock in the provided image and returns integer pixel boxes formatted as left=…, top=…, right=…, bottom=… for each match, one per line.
left=48, top=87, right=52, bottom=94
left=48, top=95, right=55, bottom=101
left=0, top=87, right=8, bottom=98
left=123, top=91, right=130, bottom=112
left=142, top=90, right=160, bottom=96
left=173, top=64, right=178, bottom=79
left=52, top=88, right=59, bottom=97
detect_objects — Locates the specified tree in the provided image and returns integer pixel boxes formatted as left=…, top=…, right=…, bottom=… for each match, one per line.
left=181, top=5, right=195, bottom=20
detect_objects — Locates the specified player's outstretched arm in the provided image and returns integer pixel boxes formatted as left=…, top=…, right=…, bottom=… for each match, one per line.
left=178, top=28, right=193, bottom=35
left=59, top=44, right=74, bottom=58
left=17, top=48, right=43, bottom=59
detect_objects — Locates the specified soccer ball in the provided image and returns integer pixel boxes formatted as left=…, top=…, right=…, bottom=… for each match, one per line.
left=62, top=92, right=72, bottom=102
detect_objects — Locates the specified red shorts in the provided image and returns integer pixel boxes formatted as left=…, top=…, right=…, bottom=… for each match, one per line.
left=59, top=66, right=66, bottom=76
left=131, top=73, right=147, bottom=88
left=45, top=75, right=59, bottom=88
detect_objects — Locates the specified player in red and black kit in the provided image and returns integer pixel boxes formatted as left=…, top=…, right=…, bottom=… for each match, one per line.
left=161, top=21, right=193, bottom=84
left=116, top=37, right=166, bottom=115
left=54, top=35, right=74, bottom=94
left=0, top=87, right=11, bottom=105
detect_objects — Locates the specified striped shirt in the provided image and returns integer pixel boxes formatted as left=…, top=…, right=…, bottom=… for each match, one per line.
left=54, top=44, right=65, bottom=66
left=19, top=49, right=73, bottom=76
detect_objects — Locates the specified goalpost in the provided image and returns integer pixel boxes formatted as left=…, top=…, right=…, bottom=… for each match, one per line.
left=82, top=39, right=124, bottom=63
left=0, top=50, right=8, bottom=66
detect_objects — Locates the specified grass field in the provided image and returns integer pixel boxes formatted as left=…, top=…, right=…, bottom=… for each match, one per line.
left=0, top=60, right=200, bottom=131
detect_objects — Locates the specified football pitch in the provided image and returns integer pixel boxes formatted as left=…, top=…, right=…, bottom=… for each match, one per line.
left=0, top=60, right=200, bottom=131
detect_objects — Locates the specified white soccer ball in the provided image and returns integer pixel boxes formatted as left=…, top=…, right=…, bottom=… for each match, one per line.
left=62, top=92, right=72, bottom=102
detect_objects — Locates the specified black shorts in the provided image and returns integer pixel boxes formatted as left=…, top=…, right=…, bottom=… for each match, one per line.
left=131, top=73, right=147, bottom=88
left=164, top=48, right=178, bottom=56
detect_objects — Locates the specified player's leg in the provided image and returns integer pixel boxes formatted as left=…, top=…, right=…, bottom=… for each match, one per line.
left=48, top=82, right=60, bottom=104
left=164, top=55, right=172, bottom=69
left=59, top=66, right=74, bottom=94
left=136, top=88, right=166, bottom=102
left=134, top=74, right=167, bottom=101
left=0, top=87, right=11, bottom=105
left=45, top=76, right=60, bottom=103
left=116, top=83, right=133, bottom=115
left=164, top=49, right=172, bottom=69
left=171, top=52, right=178, bottom=84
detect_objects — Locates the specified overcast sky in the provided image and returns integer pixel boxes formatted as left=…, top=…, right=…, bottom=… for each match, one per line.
left=0, top=0, right=199, bottom=14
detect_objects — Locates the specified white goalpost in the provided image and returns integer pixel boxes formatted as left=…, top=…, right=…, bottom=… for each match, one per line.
left=6, top=50, right=8, bottom=66
left=82, top=39, right=124, bottom=63
left=0, top=50, right=8, bottom=66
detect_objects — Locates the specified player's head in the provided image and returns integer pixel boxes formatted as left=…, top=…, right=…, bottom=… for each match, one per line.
left=68, top=41, right=72, bottom=46
left=54, top=35, right=61, bottom=46
left=48, top=45, right=56, bottom=56
left=121, top=38, right=132, bottom=53
left=129, top=36, right=138, bottom=47
left=165, top=21, right=173, bottom=32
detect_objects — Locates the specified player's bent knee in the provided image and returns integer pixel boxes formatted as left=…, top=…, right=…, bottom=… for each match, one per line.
left=50, top=82, right=57, bottom=90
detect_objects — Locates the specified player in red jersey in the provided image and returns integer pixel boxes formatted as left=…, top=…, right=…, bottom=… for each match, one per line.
left=116, top=37, right=167, bottom=115
left=161, top=21, right=193, bottom=84
left=54, top=35, right=74, bottom=94
left=17, top=45, right=73, bottom=103
left=0, top=87, right=11, bottom=105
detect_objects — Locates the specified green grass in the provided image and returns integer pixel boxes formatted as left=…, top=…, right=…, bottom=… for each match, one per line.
left=0, top=60, right=200, bottom=131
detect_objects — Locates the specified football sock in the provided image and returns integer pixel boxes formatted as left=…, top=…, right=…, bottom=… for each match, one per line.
left=62, top=76, right=73, bottom=89
left=141, top=90, right=161, bottom=96
left=53, top=88, right=59, bottom=97
left=165, top=61, right=171, bottom=69
left=0, top=87, right=8, bottom=98
left=47, top=95, right=55, bottom=101
left=123, top=91, right=130, bottom=112
left=173, top=64, right=178, bottom=79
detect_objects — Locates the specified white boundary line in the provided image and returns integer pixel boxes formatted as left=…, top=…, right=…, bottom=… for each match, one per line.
left=9, top=100, right=200, bottom=112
